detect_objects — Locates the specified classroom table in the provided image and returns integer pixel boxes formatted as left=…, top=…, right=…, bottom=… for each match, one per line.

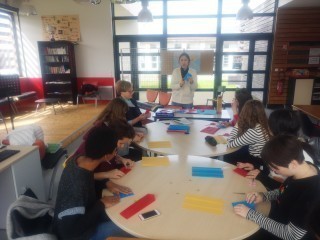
left=106, top=155, right=270, bottom=240
left=292, top=105, right=320, bottom=121
left=136, top=120, right=238, bottom=157
left=154, top=109, right=231, bottom=121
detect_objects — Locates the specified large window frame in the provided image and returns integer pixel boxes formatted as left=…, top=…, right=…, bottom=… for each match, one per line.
left=112, top=0, right=278, bottom=104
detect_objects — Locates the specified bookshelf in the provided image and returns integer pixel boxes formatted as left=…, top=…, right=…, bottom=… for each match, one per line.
left=38, top=41, right=77, bottom=104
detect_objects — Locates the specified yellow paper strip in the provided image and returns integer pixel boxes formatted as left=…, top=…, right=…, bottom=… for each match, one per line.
left=148, top=141, right=172, bottom=148
left=141, top=157, right=170, bottom=166
left=183, top=194, right=224, bottom=214
left=214, top=136, right=227, bottom=144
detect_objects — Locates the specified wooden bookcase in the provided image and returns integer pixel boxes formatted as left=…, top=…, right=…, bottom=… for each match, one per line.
left=38, top=41, right=77, bottom=104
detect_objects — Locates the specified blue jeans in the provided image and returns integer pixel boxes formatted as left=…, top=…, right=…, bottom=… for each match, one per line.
left=172, top=101, right=193, bottom=109
left=90, top=221, right=133, bottom=240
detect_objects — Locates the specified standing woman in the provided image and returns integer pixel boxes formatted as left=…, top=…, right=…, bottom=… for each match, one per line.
left=171, top=52, right=198, bottom=109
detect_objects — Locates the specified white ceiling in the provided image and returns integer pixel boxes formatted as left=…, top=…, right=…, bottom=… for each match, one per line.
left=279, top=0, right=320, bottom=8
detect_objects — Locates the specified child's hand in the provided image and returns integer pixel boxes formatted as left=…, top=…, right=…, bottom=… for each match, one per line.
left=237, top=162, right=254, bottom=171
left=133, top=132, right=144, bottom=143
left=246, top=169, right=260, bottom=179
left=107, top=181, right=132, bottom=195
left=246, top=192, right=263, bottom=204
left=179, top=79, right=185, bottom=87
left=105, top=169, right=125, bottom=179
left=121, top=158, right=134, bottom=169
left=100, top=195, right=120, bottom=208
left=233, top=204, right=250, bottom=218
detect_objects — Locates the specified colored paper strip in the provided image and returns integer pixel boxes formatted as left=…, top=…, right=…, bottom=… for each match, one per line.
left=141, top=157, right=170, bottom=166
left=120, top=194, right=156, bottom=219
left=148, top=141, right=172, bottom=148
left=232, top=201, right=255, bottom=210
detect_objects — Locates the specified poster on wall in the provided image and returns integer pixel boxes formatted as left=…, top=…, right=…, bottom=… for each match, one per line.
left=41, top=15, right=81, bottom=42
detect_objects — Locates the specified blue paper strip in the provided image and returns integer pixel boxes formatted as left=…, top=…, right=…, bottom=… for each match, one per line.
left=232, top=201, right=255, bottom=210
left=117, top=192, right=134, bottom=199
left=192, top=167, right=224, bottom=178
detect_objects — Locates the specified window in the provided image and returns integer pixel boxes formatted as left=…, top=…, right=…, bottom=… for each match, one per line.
left=0, top=6, right=22, bottom=75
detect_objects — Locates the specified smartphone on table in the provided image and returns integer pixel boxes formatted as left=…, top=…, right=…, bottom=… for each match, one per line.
left=138, top=209, right=160, bottom=221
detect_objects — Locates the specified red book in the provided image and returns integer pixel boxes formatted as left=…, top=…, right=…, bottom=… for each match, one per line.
left=120, top=194, right=156, bottom=219
left=200, top=126, right=219, bottom=134
left=233, top=168, right=248, bottom=177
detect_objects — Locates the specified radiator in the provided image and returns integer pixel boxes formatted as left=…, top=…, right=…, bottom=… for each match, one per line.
left=98, top=86, right=114, bottom=100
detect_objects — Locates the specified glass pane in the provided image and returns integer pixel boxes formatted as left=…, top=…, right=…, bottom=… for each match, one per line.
left=115, top=19, right=163, bottom=35
left=222, top=55, right=248, bottom=71
left=119, top=56, right=131, bottom=71
left=137, top=42, right=160, bottom=53
left=138, top=56, right=160, bottom=71
left=198, top=75, right=214, bottom=89
left=167, top=18, right=217, bottom=34
left=221, top=17, right=273, bottom=33
left=252, top=91, right=263, bottom=101
left=255, top=40, right=268, bottom=52
left=120, top=74, right=131, bottom=82
left=167, top=37, right=216, bottom=50
left=114, top=1, right=163, bottom=17
left=222, top=73, right=247, bottom=88
left=119, top=42, right=130, bottom=53
left=252, top=74, right=265, bottom=88
left=139, top=74, right=160, bottom=89
left=222, top=0, right=275, bottom=14
left=194, top=91, right=214, bottom=105
left=223, top=41, right=249, bottom=52
left=167, top=0, right=218, bottom=15
left=253, top=55, right=267, bottom=70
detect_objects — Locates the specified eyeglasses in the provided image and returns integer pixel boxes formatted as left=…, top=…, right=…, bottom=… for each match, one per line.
left=126, top=89, right=134, bottom=93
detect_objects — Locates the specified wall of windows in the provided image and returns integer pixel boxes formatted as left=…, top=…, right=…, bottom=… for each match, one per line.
left=112, top=0, right=278, bottom=104
left=0, top=4, right=23, bottom=76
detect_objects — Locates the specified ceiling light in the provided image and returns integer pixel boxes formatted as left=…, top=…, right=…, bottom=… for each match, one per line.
left=19, top=0, right=37, bottom=16
left=236, top=0, right=253, bottom=20
left=137, top=0, right=153, bottom=22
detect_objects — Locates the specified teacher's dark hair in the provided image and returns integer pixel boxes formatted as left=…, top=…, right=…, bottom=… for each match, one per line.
left=179, top=52, right=190, bottom=63
left=261, top=135, right=304, bottom=169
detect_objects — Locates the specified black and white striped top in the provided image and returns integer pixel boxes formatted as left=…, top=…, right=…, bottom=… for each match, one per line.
left=227, top=124, right=269, bottom=157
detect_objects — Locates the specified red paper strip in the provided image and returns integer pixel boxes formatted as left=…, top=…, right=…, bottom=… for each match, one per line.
left=120, top=167, right=131, bottom=174
left=120, top=194, right=156, bottom=219
left=200, top=126, right=219, bottom=134
left=233, top=168, right=248, bottom=177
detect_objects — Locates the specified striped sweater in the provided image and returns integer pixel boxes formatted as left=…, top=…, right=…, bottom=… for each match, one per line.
left=227, top=124, right=269, bottom=157
left=247, top=165, right=320, bottom=240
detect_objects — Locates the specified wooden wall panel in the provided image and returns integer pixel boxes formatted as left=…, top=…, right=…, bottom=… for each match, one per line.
left=268, top=7, right=320, bottom=105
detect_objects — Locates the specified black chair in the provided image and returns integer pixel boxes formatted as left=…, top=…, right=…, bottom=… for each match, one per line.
left=297, top=111, right=320, bottom=139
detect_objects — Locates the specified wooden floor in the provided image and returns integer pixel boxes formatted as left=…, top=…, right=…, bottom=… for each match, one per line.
left=0, top=103, right=106, bottom=148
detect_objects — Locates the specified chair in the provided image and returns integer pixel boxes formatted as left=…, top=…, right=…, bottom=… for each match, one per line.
left=158, top=92, right=172, bottom=106
left=7, top=190, right=57, bottom=239
left=77, top=82, right=100, bottom=107
left=146, top=89, right=158, bottom=103
left=0, top=111, right=8, bottom=134
left=297, top=111, right=320, bottom=139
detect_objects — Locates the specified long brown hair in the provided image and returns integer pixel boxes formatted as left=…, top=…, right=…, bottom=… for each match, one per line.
left=95, top=98, right=128, bottom=124
left=237, top=99, right=270, bottom=140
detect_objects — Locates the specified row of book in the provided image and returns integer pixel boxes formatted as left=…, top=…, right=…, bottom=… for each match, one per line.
left=45, top=55, right=69, bottom=63
left=43, top=47, right=68, bottom=55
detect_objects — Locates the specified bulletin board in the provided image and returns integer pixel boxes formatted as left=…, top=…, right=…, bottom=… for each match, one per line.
left=41, top=15, right=81, bottom=42
left=160, top=50, right=215, bottom=75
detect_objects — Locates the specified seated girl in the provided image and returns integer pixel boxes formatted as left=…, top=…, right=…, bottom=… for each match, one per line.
left=234, top=135, right=320, bottom=240
left=225, top=100, right=270, bottom=172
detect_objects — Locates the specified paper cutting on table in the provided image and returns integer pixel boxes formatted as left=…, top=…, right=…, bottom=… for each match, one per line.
left=141, top=157, right=170, bottom=166
left=148, top=141, right=172, bottom=148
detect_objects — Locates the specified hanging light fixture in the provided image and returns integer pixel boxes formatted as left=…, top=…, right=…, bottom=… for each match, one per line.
left=236, top=0, right=253, bottom=20
left=137, top=0, right=153, bottom=22
left=19, top=0, right=37, bottom=16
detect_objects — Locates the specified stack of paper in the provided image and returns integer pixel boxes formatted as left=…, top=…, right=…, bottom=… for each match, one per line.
left=155, top=109, right=175, bottom=118
left=183, top=193, right=224, bottom=214
left=173, top=118, right=192, bottom=125
left=141, top=157, right=170, bottom=166
left=192, top=167, right=224, bottom=178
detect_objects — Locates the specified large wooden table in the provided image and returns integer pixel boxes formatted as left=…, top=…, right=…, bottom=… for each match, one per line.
left=293, top=105, right=320, bottom=121
left=106, top=155, right=270, bottom=240
left=154, top=109, right=231, bottom=121
left=136, top=120, right=238, bottom=157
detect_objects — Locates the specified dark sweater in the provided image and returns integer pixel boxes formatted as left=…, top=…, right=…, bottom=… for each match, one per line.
left=124, top=98, right=142, bottom=127
left=247, top=163, right=320, bottom=240
left=53, top=156, right=106, bottom=240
